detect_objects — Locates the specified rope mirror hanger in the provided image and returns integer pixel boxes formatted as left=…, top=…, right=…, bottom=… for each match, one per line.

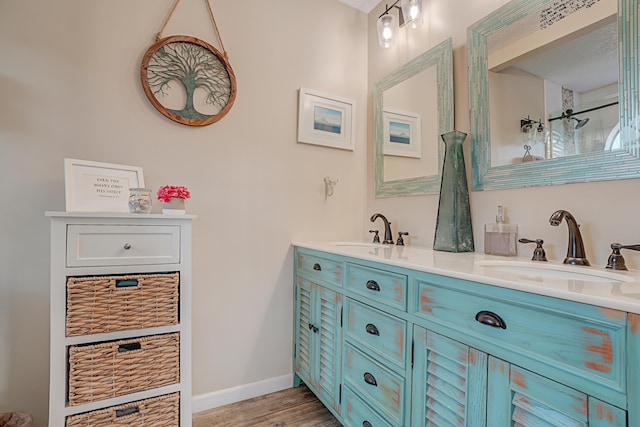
left=140, top=0, right=237, bottom=126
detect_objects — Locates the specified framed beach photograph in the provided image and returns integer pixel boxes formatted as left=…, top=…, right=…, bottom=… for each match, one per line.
left=64, top=158, right=145, bottom=212
left=297, top=87, right=355, bottom=151
left=383, top=109, right=422, bottom=158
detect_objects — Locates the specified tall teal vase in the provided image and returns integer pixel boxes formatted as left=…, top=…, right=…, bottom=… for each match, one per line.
left=433, top=130, right=474, bottom=252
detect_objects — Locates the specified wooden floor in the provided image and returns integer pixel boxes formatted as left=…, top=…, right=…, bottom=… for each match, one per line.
left=192, top=385, right=342, bottom=427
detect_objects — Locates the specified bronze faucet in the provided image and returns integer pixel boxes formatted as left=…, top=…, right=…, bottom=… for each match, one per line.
left=549, top=210, right=590, bottom=266
left=370, top=213, right=394, bottom=244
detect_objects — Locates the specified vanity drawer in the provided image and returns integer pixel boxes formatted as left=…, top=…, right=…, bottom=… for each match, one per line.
left=344, top=344, right=406, bottom=426
left=347, top=264, right=407, bottom=310
left=343, top=386, right=394, bottom=427
left=414, top=276, right=627, bottom=404
left=345, top=299, right=407, bottom=369
left=296, top=250, right=343, bottom=287
left=66, top=225, right=180, bottom=267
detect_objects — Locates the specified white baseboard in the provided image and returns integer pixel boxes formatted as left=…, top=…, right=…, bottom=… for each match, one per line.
left=192, top=374, right=294, bottom=414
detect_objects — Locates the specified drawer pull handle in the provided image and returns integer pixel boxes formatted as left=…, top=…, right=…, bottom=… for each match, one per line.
left=365, top=280, right=380, bottom=292
left=116, top=279, right=139, bottom=288
left=363, top=422, right=372, bottom=427
left=365, top=323, right=380, bottom=336
left=363, top=372, right=377, bottom=387
left=123, top=243, right=131, bottom=250
left=313, top=263, right=322, bottom=271
left=475, top=311, right=507, bottom=329
left=118, top=342, right=142, bottom=353
left=115, top=406, right=139, bottom=417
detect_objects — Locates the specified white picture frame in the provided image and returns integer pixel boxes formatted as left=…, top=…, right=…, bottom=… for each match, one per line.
left=383, top=109, right=422, bottom=158
left=64, top=158, right=145, bottom=212
left=297, top=87, right=355, bottom=151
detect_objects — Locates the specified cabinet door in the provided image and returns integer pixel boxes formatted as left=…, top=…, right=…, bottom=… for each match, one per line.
left=294, top=278, right=342, bottom=413
left=294, top=277, right=314, bottom=385
left=411, top=327, right=488, bottom=427
left=488, top=356, right=626, bottom=427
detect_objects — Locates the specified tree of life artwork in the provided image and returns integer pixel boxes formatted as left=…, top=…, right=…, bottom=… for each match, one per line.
left=141, top=35, right=237, bottom=126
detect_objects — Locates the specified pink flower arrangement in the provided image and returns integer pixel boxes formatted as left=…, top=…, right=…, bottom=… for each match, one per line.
left=157, top=185, right=191, bottom=202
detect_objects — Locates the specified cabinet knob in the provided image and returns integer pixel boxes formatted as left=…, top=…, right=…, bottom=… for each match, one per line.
left=365, top=280, right=380, bottom=292
left=475, top=310, right=507, bottom=329
left=363, top=422, right=372, bottom=427
left=313, top=263, right=322, bottom=271
left=365, top=323, right=380, bottom=336
left=363, top=372, right=377, bottom=387
left=123, top=243, right=131, bottom=250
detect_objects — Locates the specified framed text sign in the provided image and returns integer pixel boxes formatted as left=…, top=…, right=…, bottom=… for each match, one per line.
left=64, top=158, right=145, bottom=212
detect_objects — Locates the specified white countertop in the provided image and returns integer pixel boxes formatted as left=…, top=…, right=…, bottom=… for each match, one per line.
left=293, top=241, right=640, bottom=314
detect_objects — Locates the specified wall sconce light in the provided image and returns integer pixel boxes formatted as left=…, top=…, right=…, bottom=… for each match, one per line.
left=377, top=0, right=423, bottom=48
left=520, top=116, right=544, bottom=133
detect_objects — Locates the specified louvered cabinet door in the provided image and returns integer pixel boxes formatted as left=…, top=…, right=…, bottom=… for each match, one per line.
left=487, top=357, right=627, bottom=427
left=293, top=277, right=342, bottom=414
left=315, top=284, right=342, bottom=413
left=411, top=327, right=488, bottom=427
left=294, top=278, right=314, bottom=386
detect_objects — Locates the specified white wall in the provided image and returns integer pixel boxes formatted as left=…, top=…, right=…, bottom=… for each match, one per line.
left=367, top=0, right=640, bottom=266
left=0, top=1, right=367, bottom=424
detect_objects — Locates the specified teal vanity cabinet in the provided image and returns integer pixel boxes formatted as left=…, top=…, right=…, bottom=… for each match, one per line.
left=293, top=250, right=344, bottom=417
left=293, top=245, right=638, bottom=426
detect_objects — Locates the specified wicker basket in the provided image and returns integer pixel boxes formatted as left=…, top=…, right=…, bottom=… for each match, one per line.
left=66, top=273, right=179, bottom=337
left=65, top=392, right=179, bottom=427
left=68, top=333, right=180, bottom=406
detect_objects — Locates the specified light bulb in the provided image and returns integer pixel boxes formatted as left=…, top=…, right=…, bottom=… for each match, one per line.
left=377, top=13, right=396, bottom=48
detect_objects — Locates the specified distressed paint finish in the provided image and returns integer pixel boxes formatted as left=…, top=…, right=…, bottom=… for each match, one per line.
left=412, top=327, right=488, bottom=427
left=412, top=275, right=627, bottom=408
left=344, top=298, right=407, bottom=368
left=346, top=264, right=408, bottom=310
left=343, top=345, right=406, bottom=425
left=583, top=326, right=614, bottom=374
left=628, top=313, right=640, bottom=427
left=293, top=277, right=342, bottom=415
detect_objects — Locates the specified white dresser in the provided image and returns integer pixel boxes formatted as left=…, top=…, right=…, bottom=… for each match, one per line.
left=47, top=212, right=194, bottom=427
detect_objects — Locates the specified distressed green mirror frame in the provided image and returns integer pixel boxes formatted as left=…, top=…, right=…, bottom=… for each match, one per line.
left=469, top=0, right=640, bottom=191
left=374, top=38, right=454, bottom=197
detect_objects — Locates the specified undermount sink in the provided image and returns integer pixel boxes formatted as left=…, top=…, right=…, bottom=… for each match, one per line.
left=331, top=241, right=388, bottom=248
left=475, top=260, right=635, bottom=283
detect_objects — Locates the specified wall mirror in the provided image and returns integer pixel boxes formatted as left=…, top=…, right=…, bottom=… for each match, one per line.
left=374, top=38, right=453, bottom=197
left=469, top=0, right=640, bottom=191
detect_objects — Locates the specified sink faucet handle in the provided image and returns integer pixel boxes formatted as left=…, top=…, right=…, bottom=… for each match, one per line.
left=369, top=230, right=380, bottom=244
left=518, top=238, right=548, bottom=262
left=396, top=231, right=409, bottom=246
left=606, top=243, right=640, bottom=271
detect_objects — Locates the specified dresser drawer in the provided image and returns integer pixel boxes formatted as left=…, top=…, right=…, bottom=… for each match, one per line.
left=296, top=250, right=343, bottom=287
left=347, top=264, right=407, bottom=310
left=344, top=344, right=406, bottom=426
left=65, top=392, right=180, bottom=427
left=343, top=386, right=394, bottom=427
left=66, top=273, right=179, bottom=337
left=68, top=333, right=180, bottom=405
left=345, top=299, right=407, bottom=369
left=66, top=225, right=180, bottom=267
left=414, top=276, right=627, bottom=403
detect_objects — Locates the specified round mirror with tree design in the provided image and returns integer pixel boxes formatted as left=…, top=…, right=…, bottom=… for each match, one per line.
left=140, top=35, right=237, bottom=126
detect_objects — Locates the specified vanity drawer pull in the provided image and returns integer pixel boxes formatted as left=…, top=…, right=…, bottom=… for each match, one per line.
left=363, top=422, right=372, bottom=427
left=365, top=323, right=380, bottom=336
left=313, top=263, right=322, bottom=271
left=475, top=310, right=507, bottom=329
left=365, top=280, right=380, bottom=292
left=363, top=372, right=378, bottom=387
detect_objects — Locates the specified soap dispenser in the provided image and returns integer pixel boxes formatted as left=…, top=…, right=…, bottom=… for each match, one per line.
left=484, top=205, right=517, bottom=256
